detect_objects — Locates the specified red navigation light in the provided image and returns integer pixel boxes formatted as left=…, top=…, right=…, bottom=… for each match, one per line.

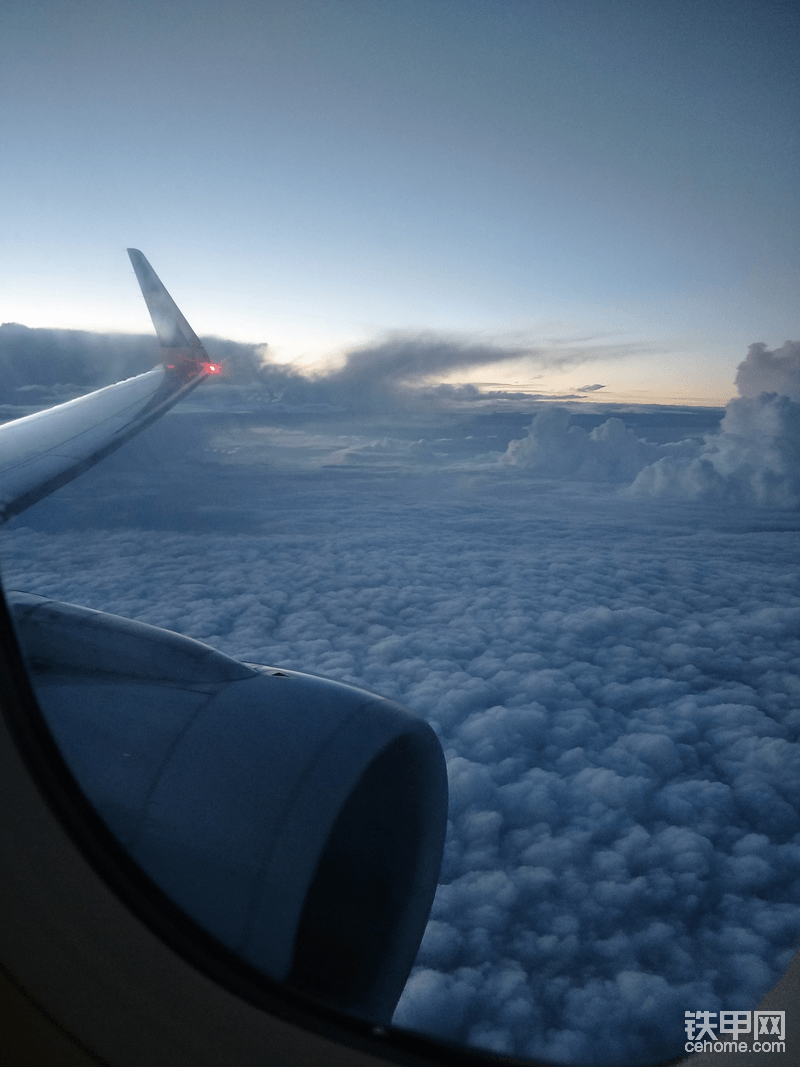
left=203, top=362, right=222, bottom=375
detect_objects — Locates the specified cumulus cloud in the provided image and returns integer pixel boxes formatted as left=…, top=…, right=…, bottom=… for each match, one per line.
left=498, top=341, right=800, bottom=508
left=2, top=449, right=798, bottom=1064
left=735, top=341, right=800, bottom=401
left=624, top=339, right=800, bottom=508
left=502, top=408, right=664, bottom=482
left=627, top=393, right=800, bottom=508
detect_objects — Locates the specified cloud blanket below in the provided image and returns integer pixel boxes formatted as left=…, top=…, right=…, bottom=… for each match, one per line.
left=1, top=472, right=798, bottom=1065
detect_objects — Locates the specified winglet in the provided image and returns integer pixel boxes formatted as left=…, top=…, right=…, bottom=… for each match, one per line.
left=0, top=252, right=221, bottom=524
left=127, top=249, right=220, bottom=377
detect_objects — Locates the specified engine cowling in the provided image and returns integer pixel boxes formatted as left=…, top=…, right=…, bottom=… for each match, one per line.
left=8, top=591, right=448, bottom=1025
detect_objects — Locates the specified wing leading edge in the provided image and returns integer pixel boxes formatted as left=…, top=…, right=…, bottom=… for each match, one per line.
left=0, top=251, right=220, bottom=524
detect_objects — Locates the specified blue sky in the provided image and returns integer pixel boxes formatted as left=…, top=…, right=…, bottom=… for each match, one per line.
left=1, top=0, right=798, bottom=404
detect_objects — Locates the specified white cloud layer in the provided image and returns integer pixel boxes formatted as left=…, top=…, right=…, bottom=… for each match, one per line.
left=1, top=466, right=798, bottom=1064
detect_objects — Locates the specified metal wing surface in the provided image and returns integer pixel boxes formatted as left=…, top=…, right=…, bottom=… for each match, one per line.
left=0, top=250, right=219, bottom=524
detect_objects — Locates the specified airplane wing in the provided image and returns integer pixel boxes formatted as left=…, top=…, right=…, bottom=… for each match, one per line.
left=0, top=250, right=448, bottom=1047
left=0, top=249, right=220, bottom=525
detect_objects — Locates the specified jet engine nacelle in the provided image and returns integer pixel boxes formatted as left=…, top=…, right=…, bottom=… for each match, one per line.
left=8, top=591, right=448, bottom=1025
